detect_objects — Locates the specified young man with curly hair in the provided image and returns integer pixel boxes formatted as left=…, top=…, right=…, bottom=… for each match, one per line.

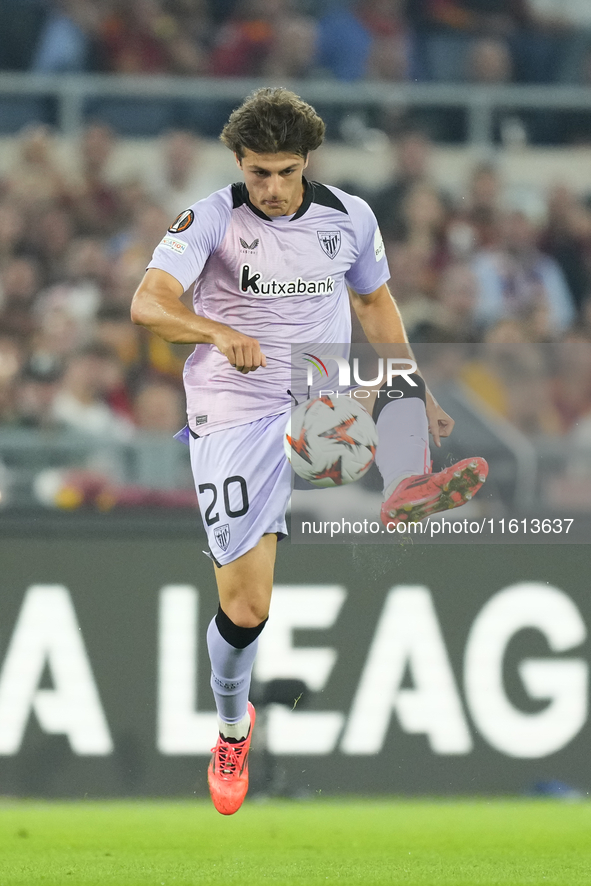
left=131, top=87, right=487, bottom=815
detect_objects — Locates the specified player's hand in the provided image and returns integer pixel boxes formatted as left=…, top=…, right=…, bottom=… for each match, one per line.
left=212, top=327, right=267, bottom=374
left=426, top=390, right=454, bottom=448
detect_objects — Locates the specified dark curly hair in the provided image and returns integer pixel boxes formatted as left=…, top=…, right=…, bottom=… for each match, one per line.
left=220, top=87, right=325, bottom=159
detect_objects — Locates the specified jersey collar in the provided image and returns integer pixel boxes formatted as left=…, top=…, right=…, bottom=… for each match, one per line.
left=232, top=178, right=313, bottom=222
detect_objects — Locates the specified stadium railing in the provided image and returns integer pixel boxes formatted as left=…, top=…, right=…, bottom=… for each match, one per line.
left=1, top=74, right=591, bottom=144
left=0, top=424, right=586, bottom=516
left=0, top=427, right=193, bottom=510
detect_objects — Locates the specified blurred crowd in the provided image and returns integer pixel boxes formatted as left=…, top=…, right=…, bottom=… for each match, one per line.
left=364, top=127, right=591, bottom=347
left=1, top=120, right=591, bottom=452
left=2, top=0, right=591, bottom=86
left=0, top=123, right=191, bottom=442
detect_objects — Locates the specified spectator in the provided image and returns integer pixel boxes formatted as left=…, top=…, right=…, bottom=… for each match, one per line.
left=376, top=241, right=436, bottom=341
left=100, top=252, right=187, bottom=380
left=98, top=342, right=135, bottom=421
left=370, top=128, right=438, bottom=241
left=31, top=0, right=105, bottom=73
left=459, top=323, right=564, bottom=434
left=117, top=178, right=153, bottom=232
left=529, top=0, right=591, bottom=83
left=317, top=0, right=409, bottom=81
left=0, top=336, right=26, bottom=401
left=483, top=318, right=533, bottom=343
left=160, top=0, right=212, bottom=75
left=95, top=305, right=142, bottom=369
left=111, top=201, right=170, bottom=268
left=0, top=376, right=15, bottom=426
left=100, top=0, right=209, bottom=75
left=51, top=345, right=134, bottom=439
left=133, top=381, right=185, bottom=433
left=30, top=304, right=86, bottom=365
left=411, top=261, right=482, bottom=342
left=211, top=0, right=317, bottom=78
left=105, top=251, right=152, bottom=309
left=467, top=36, right=513, bottom=83
left=0, top=0, right=48, bottom=71
left=401, top=183, right=448, bottom=248
left=0, top=201, right=27, bottom=261
left=11, top=361, right=62, bottom=429
left=94, top=303, right=187, bottom=384
left=548, top=339, right=591, bottom=432
left=407, top=0, right=558, bottom=83
left=452, top=162, right=503, bottom=253
left=30, top=206, right=75, bottom=284
left=148, top=130, right=231, bottom=217
left=540, top=184, right=591, bottom=317
left=581, top=297, right=591, bottom=337
left=33, top=237, right=109, bottom=338
left=3, top=125, right=69, bottom=211
left=392, top=182, right=450, bottom=296
left=472, top=208, right=576, bottom=335
left=0, top=257, right=41, bottom=341
left=71, top=123, right=127, bottom=236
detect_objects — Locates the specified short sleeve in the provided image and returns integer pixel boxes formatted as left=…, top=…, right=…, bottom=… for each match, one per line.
left=344, top=196, right=390, bottom=295
left=147, top=188, right=232, bottom=291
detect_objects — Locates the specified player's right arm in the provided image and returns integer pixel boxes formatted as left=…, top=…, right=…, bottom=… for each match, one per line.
left=131, top=268, right=266, bottom=373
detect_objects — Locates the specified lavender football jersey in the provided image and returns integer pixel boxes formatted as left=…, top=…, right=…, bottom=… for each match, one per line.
left=147, top=179, right=390, bottom=435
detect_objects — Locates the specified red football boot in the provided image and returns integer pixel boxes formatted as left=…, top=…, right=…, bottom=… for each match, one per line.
left=381, top=457, right=489, bottom=527
left=208, top=702, right=256, bottom=816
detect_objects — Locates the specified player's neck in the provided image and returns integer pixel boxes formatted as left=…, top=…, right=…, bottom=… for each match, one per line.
left=248, top=178, right=308, bottom=219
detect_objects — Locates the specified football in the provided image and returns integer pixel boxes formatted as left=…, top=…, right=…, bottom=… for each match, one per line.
left=284, top=396, right=378, bottom=487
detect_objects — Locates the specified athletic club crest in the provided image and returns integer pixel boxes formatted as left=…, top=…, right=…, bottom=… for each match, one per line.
left=214, top=523, right=231, bottom=552
left=317, top=230, right=341, bottom=260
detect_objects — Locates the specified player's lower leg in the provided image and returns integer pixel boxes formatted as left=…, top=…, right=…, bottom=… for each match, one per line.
left=206, top=607, right=266, bottom=815
left=372, top=375, right=488, bottom=526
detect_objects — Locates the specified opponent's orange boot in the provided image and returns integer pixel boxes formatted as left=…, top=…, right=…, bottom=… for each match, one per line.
left=208, top=702, right=256, bottom=815
left=381, top=457, right=488, bottom=527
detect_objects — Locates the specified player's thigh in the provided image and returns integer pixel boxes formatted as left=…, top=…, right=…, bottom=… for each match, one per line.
left=213, top=532, right=277, bottom=627
left=189, top=412, right=291, bottom=567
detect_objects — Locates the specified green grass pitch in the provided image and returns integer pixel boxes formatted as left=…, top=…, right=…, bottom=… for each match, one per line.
left=1, top=799, right=590, bottom=885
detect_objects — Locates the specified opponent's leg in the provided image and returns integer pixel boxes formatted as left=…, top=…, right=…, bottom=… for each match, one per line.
left=206, top=533, right=277, bottom=814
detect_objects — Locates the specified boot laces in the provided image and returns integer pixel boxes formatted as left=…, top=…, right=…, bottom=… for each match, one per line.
left=211, top=737, right=247, bottom=779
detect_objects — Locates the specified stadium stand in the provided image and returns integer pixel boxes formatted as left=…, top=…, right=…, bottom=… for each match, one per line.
left=0, top=1, right=590, bottom=513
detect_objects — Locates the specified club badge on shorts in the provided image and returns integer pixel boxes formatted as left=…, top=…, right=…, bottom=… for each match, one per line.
left=214, top=524, right=231, bottom=552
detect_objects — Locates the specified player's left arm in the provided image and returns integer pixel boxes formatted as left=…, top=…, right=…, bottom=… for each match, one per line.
left=349, top=282, right=453, bottom=447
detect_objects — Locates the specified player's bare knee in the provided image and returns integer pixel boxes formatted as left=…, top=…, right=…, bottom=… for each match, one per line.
left=224, top=598, right=269, bottom=627
left=215, top=604, right=268, bottom=648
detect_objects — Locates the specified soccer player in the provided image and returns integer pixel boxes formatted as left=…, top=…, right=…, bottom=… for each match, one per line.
left=131, top=88, right=487, bottom=815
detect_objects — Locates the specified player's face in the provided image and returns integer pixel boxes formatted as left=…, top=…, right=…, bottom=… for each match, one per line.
left=237, top=150, right=309, bottom=217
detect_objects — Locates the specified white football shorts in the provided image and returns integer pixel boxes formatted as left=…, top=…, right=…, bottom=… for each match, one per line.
left=189, top=411, right=292, bottom=566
